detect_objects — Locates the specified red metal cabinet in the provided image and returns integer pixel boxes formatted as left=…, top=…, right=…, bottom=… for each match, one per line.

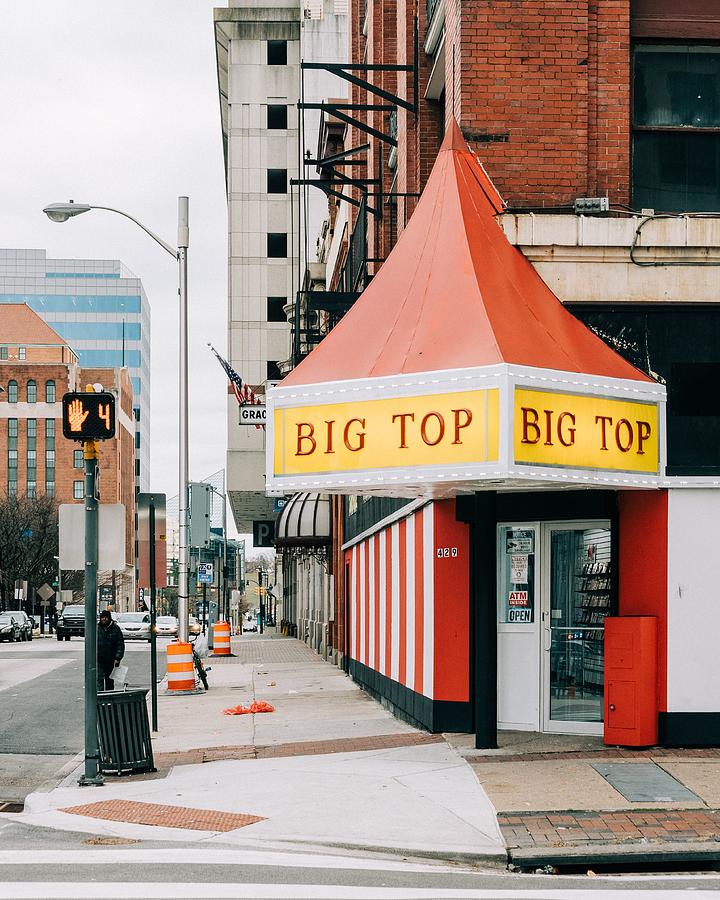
left=604, top=616, right=658, bottom=747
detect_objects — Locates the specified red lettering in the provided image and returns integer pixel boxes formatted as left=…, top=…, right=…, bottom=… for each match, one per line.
left=451, top=408, right=472, bottom=445
left=420, top=412, right=445, bottom=446
left=615, top=418, right=633, bottom=453
left=296, top=422, right=316, bottom=456
left=521, top=408, right=540, bottom=444
left=637, top=420, right=651, bottom=455
left=557, top=412, right=576, bottom=447
left=343, top=418, right=366, bottom=452
left=392, top=413, right=414, bottom=449
left=543, top=410, right=554, bottom=446
left=595, top=415, right=612, bottom=450
left=324, top=420, right=335, bottom=454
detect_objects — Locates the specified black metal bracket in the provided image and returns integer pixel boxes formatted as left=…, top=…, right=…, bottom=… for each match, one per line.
left=299, top=102, right=397, bottom=147
left=306, top=143, right=370, bottom=168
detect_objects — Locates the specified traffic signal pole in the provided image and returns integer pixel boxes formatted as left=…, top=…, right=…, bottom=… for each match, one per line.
left=79, top=437, right=103, bottom=786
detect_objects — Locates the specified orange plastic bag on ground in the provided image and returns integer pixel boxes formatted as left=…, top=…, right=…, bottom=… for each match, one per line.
left=223, top=700, right=275, bottom=716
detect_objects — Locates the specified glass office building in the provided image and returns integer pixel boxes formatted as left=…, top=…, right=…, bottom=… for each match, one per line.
left=0, top=249, right=151, bottom=490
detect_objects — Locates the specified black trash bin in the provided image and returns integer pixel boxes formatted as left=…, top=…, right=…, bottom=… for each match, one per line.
left=96, top=689, right=156, bottom=776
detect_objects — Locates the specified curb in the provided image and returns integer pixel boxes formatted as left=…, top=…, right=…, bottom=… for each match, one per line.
left=508, top=840, right=720, bottom=869
left=269, top=837, right=508, bottom=868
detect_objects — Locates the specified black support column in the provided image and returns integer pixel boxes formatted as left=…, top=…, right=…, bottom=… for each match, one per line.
left=457, top=492, right=498, bottom=749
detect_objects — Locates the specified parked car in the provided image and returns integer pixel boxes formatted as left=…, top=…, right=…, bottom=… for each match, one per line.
left=155, top=615, right=178, bottom=637
left=188, top=615, right=201, bottom=636
left=4, top=610, right=33, bottom=641
left=0, top=615, right=22, bottom=642
left=117, top=612, right=151, bottom=641
left=56, top=605, right=86, bottom=641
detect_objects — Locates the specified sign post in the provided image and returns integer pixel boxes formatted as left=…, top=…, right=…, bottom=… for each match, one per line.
left=63, top=387, right=116, bottom=787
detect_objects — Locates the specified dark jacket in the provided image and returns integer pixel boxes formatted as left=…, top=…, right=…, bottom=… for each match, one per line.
left=97, top=620, right=125, bottom=665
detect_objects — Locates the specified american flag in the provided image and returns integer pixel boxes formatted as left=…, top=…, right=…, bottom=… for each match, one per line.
left=209, top=345, right=263, bottom=428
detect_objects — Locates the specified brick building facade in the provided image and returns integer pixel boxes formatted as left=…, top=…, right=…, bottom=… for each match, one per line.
left=0, top=305, right=136, bottom=576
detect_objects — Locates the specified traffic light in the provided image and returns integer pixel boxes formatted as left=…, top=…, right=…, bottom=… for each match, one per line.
left=62, top=392, right=116, bottom=441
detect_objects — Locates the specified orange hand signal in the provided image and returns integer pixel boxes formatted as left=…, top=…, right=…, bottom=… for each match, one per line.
left=68, top=399, right=90, bottom=433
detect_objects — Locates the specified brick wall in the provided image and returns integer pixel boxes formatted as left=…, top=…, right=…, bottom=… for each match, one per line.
left=444, top=0, right=631, bottom=208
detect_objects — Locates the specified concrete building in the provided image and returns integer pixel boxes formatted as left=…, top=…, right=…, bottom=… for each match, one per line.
left=264, top=0, right=720, bottom=750
left=0, top=304, right=136, bottom=611
left=214, top=0, right=348, bottom=534
left=0, top=249, right=151, bottom=492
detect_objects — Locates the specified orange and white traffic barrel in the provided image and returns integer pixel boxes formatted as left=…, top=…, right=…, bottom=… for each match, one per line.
left=212, top=620, right=231, bottom=656
left=166, top=641, right=195, bottom=691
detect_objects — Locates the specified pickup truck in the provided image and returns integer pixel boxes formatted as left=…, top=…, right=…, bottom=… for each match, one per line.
left=56, top=605, right=86, bottom=641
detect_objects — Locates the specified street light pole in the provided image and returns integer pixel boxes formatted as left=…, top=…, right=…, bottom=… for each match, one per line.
left=177, top=198, right=190, bottom=643
left=42, top=198, right=191, bottom=644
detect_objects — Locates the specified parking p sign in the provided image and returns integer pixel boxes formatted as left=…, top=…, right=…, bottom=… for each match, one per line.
left=197, top=563, right=214, bottom=586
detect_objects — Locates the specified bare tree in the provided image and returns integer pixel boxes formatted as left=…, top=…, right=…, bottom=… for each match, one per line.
left=0, top=494, right=58, bottom=610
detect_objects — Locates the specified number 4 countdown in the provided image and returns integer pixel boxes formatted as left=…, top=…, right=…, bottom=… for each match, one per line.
left=62, top=392, right=116, bottom=441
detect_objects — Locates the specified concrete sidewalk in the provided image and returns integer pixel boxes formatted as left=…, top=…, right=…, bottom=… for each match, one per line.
left=447, top=731, right=720, bottom=869
left=15, top=634, right=505, bottom=864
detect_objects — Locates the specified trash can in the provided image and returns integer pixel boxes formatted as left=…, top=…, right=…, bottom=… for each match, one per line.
left=96, top=689, right=156, bottom=776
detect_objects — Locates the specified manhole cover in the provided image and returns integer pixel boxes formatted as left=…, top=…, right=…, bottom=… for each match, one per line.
left=591, top=762, right=700, bottom=802
left=61, top=799, right=264, bottom=832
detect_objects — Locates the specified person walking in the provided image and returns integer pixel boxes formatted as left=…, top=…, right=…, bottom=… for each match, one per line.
left=97, top=610, right=125, bottom=691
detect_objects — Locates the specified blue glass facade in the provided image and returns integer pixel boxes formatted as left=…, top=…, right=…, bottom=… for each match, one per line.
left=0, top=250, right=151, bottom=491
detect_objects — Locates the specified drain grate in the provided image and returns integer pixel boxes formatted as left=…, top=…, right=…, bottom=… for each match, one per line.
left=0, top=801, right=24, bottom=813
left=61, top=799, right=264, bottom=832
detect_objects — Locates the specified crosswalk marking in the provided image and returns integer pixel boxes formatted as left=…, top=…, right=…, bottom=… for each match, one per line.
left=0, top=884, right=714, bottom=899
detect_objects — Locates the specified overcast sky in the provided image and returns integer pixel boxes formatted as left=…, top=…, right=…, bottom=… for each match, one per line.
left=0, top=1, right=234, bottom=527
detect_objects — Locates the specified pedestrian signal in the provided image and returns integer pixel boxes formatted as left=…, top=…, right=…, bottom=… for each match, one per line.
left=62, top=392, right=116, bottom=441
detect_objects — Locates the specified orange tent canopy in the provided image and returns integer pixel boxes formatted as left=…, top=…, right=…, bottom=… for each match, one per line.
left=282, top=119, right=651, bottom=387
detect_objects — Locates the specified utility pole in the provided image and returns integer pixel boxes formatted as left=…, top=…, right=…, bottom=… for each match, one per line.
left=149, top=499, right=158, bottom=733
left=80, top=433, right=102, bottom=785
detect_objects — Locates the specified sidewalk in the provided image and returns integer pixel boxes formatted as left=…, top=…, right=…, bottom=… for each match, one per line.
left=447, top=731, right=720, bottom=869
left=15, top=633, right=505, bottom=865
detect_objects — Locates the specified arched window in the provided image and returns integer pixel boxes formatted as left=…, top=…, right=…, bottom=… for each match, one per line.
left=45, top=380, right=56, bottom=403
left=27, top=380, right=37, bottom=403
left=7, top=380, right=17, bottom=403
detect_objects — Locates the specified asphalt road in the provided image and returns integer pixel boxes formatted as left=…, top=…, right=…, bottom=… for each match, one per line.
left=0, top=638, right=168, bottom=800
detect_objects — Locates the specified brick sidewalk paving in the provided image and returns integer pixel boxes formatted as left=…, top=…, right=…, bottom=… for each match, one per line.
left=212, top=636, right=319, bottom=665
left=470, top=747, right=720, bottom=763
left=499, top=809, right=720, bottom=849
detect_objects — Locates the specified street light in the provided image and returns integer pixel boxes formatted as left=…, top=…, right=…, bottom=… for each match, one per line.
left=43, top=198, right=191, bottom=645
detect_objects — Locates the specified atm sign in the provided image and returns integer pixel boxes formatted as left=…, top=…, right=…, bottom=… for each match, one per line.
left=508, top=590, right=529, bottom=607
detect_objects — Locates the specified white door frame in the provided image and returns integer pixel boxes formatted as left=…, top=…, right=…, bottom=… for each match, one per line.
left=540, top=519, right=611, bottom=736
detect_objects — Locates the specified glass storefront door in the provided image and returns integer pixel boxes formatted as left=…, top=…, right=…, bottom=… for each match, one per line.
left=541, top=522, right=612, bottom=735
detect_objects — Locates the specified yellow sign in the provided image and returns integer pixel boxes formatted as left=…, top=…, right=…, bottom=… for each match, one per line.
left=274, top=389, right=500, bottom=476
left=513, top=388, right=660, bottom=473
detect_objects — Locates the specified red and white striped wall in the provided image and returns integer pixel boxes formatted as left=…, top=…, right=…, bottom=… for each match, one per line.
left=345, top=499, right=470, bottom=705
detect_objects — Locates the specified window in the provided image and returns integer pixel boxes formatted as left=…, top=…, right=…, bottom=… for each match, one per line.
left=45, top=380, right=56, bottom=403
left=267, top=233, right=287, bottom=258
left=26, top=481, right=36, bottom=499
left=45, top=482, right=55, bottom=498
left=0, top=347, right=7, bottom=360
left=7, top=380, right=17, bottom=403
left=266, top=360, right=282, bottom=381
left=73, top=449, right=83, bottom=468
left=267, top=39, right=287, bottom=65
left=27, top=419, right=36, bottom=438
left=8, top=419, right=17, bottom=440
left=267, top=168, right=287, bottom=194
left=135, top=431, right=140, bottom=449
left=135, top=459, right=141, bottom=477
left=27, top=380, right=36, bottom=403
left=45, top=450, right=55, bottom=469
left=18, top=347, right=25, bottom=360
left=73, top=480, right=84, bottom=500
left=633, top=45, right=720, bottom=211
left=267, top=104, right=288, bottom=130
left=134, top=406, right=140, bottom=422
left=8, top=480, right=17, bottom=497
left=45, top=418, right=55, bottom=438
left=8, top=450, right=17, bottom=469
left=27, top=450, right=36, bottom=468
left=267, top=297, right=287, bottom=323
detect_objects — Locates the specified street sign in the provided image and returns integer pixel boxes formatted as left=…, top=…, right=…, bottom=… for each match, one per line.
left=99, top=585, right=114, bottom=605
left=62, top=392, right=116, bottom=441
left=137, top=493, right=168, bottom=589
left=189, top=483, right=212, bottom=548
left=58, top=504, right=126, bottom=569
left=240, top=405, right=267, bottom=425
left=36, top=583, right=54, bottom=601
left=198, top=563, right=214, bottom=585
left=253, top=520, right=275, bottom=547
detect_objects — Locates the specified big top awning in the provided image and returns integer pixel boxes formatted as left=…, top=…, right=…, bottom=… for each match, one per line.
left=266, top=121, right=666, bottom=498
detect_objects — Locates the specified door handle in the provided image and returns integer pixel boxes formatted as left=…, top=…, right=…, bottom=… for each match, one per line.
left=543, top=628, right=551, bottom=652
